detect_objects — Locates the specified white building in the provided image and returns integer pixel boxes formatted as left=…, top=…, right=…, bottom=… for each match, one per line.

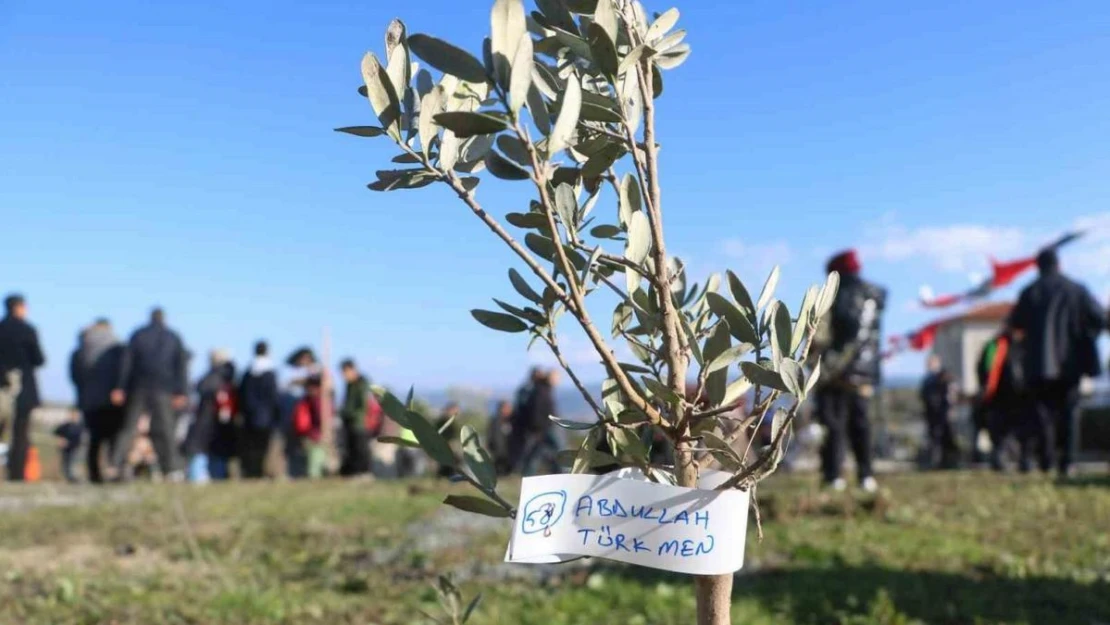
left=930, top=301, right=1012, bottom=398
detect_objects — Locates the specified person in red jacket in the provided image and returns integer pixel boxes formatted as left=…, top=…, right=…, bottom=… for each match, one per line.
left=290, top=375, right=327, bottom=479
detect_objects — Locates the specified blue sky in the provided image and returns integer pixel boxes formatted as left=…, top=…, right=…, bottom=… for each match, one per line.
left=3, top=0, right=1110, bottom=402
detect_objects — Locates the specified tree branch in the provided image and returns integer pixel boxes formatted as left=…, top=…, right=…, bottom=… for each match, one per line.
left=714, top=405, right=798, bottom=491
left=510, top=120, right=663, bottom=427
left=625, top=48, right=686, bottom=428
left=736, top=389, right=781, bottom=465
left=571, top=242, right=668, bottom=291
left=541, top=332, right=606, bottom=421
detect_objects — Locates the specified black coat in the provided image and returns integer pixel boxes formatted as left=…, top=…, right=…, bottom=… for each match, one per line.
left=118, top=322, right=188, bottom=395
left=70, top=329, right=125, bottom=414
left=513, top=380, right=556, bottom=434
left=0, top=315, right=45, bottom=408
left=186, top=363, right=238, bottom=457
left=239, top=362, right=280, bottom=431
left=1008, top=271, right=1105, bottom=384
left=920, top=371, right=951, bottom=418
left=827, top=274, right=887, bottom=387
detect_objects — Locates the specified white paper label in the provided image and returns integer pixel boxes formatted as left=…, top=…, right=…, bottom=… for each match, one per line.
left=504, top=470, right=749, bottom=575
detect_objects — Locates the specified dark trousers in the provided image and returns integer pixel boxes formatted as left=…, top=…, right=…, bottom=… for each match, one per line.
left=339, top=426, right=371, bottom=476
left=817, top=387, right=873, bottom=483
left=6, top=397, right=34, bottom=481
left=925, top=408, right=959, bottom=468
left=985, top=398, right=1033, bottom=471
left=86, top=406, right=124, bottom=484
left=970, top=401, right=991, bottom=462
left=113, top=389, right=178, bottom=476
left=1028, top=380, right=1080, bottom=475
left=239, top=427, right=272, bottom=479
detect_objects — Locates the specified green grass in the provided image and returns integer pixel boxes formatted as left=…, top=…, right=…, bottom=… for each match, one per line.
left=0, top=472, right=1108, bottom=624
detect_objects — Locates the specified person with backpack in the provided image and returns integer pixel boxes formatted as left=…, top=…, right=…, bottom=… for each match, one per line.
left=238, top=341, right=280, bottom=479
left=977, top=329, right=1031, bottom=471
left=282, top=346, right=321, bottom=477
left=338, top=359, right=374, bottom=477
left=185, top=349, right=238, bottom=483
left=290, top=375, right=327, bottom=479
left=808, top=250, right=888, bottom=493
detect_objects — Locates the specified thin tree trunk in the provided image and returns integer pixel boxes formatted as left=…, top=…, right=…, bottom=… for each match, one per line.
left=695, top=575, right=733, bottom=625
left=676, top=443, right=732, bottom=625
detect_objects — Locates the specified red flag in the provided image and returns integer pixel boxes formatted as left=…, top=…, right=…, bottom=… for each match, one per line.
left=989, top=256, right=1037, bottom=289
left=909, top=321, right=940, bottom=351
left=917, top=230, right=1085, bottom=309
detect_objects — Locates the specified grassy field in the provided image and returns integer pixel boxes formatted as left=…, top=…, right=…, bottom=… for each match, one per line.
left=0, top=471, right=1108, bottom=624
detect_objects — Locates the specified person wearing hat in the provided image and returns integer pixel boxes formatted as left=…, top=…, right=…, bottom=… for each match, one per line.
left=808, top=249, right=888, bottom=493
left=1007, top=248, right=1106, bottom=478
left=184, top=348, right=238, bottom=483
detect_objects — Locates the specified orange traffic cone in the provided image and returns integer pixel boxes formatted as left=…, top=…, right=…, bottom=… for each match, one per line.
left=24, top=446, right=41, bottom=483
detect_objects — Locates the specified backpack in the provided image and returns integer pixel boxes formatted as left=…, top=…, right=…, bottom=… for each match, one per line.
left=215, top=383, right=237, bottom=423
left=293, top=399, right=318, bottom=437
left=365, top=392, right=384, bottom=436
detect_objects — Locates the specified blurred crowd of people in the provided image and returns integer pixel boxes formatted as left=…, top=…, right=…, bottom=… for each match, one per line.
left=0, top=243, right=1105, bottom=486
left=0, top=297, right=576, bottom=484
left=917, top=248, right=1107, bottom=478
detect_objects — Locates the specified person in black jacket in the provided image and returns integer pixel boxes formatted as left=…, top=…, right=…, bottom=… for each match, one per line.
left=0, top=294, right=46, bottom=482
left=920, top=354, right=958, bottom=469
left=238, top=341, right=280, bottom=479
left=516, top=370, right=561, bottom=476
left=338, top=359, right=373, bottom=478
left=976, top=330, right=1031, bottom=472
left=110, top=308, right=189, bottom=481
left=507, top=367, right=544, bottom=472
left=1007, top=249, right=1106, bottom=477
left=810, top=250, right=887, bottom=493
left=70, top=319, right=126, bottom=483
